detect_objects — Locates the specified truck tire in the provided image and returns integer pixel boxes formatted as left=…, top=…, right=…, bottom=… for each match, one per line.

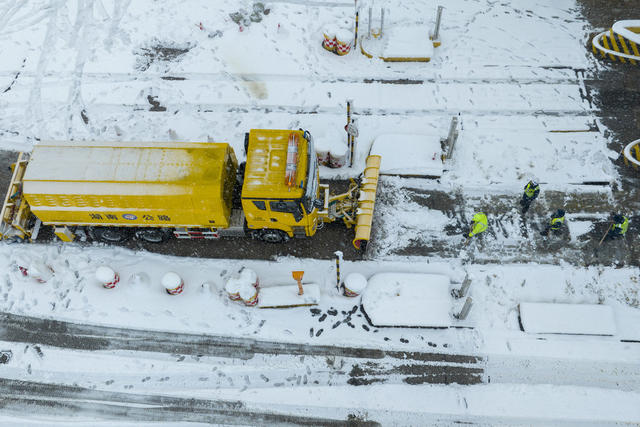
left=258, top=229, right=290, bottom=243
left=90, top=227, right=132, bottom=243
left=135, top=228, right=172, bottom=243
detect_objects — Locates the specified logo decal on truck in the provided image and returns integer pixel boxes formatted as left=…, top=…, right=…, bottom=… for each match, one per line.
left=122, top=214, right=137, bottom=220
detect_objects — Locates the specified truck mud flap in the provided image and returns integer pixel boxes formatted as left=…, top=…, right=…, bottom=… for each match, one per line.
left=353, top=155, right=381, bottom=250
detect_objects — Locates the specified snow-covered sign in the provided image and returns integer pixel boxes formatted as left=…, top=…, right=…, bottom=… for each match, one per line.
left=519, top=302, right=617, bottom=336
left=258, top=283, right=320, bottom=309
left=361, top=273, right=452, bottom=327
left=369, top=134, right=443, bottom=177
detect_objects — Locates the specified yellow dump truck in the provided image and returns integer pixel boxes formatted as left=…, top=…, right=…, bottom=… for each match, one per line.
left=0, top=129, right=380, bottom=250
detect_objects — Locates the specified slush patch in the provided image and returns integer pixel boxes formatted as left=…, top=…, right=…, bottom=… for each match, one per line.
left=134, top=39, right=193, bottom=72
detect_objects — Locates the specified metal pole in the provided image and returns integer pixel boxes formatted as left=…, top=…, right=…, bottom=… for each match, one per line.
left=346, top=100, right=353, bottom=166
left=334, top=251, right=343, bottom=291
left=433, top=6, right=444, bottom=41
left=446, top=116, right=459, bottom=159
left=349, top=119, right=357, bottom=168
left=380, top=8, right=384, bottom=38
left=454, top=297, right=473, bottom=320
left=452, top=274, right=471, bottom=299
left=368, top=7, right=372, bottom=36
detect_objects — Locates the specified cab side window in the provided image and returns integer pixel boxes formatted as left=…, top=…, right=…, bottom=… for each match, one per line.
left=252, top=200, right=266, bottom=210
left=269, top=201, right=303, bottom=222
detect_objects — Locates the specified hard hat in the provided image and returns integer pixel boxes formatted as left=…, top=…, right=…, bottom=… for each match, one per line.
left=556, top=209, right=565, bottom=217
left=613, top=214, right=623, bottom=223
left=529, top=180, right=538, bottom=187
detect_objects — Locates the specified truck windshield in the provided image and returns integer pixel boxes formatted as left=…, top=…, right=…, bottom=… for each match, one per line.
left=302, top=132, right=319, bottom=214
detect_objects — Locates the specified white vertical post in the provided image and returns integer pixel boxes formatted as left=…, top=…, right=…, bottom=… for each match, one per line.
left=368, top=7, right=372, bottom=35
left=433, top=6, right=444, bottom=41
left=380, top=8, right=385, bottom=38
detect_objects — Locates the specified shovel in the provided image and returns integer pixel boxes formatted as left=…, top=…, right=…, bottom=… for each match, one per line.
left=292, top=270, right=304, bottom=295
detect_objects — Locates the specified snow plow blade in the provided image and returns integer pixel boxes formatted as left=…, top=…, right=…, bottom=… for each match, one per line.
left=353, top=155, right=381, bottom=250
left=0, top=152, right=35, bottom=241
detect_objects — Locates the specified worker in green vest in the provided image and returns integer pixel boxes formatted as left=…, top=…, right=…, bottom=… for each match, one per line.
left=541, top=209, right=565, bottom=236
left=607, top=213, right=629, bottom=240
left=520, top=180, right=540, bottom=214
left=467, top=212, right=488, bottom=238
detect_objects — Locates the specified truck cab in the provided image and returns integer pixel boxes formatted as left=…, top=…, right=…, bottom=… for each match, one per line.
left=241, top=129, right=320, bottom=242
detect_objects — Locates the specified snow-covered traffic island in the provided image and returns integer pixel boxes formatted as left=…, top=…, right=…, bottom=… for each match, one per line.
left=0, top=0, right=639, bottom=425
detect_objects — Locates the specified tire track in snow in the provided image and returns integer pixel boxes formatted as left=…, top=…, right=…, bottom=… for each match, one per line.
left=0, top=70, right=585, bottom=86
left=0, top=378, right=369, bottom=426
left=65, top=0, right=94, bottom=138
left=0, top=311, right=485, bottom=388
left=25, top=0, right=64, bottom=141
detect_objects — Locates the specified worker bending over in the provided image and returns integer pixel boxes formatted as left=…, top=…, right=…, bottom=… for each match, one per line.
left=468, top=212, right=488, bottom=238
left=607, top=213, right=629, bottom=240
left=520, top=180, right=540, bottom=214
left=541, top=209, right=565, bottom=236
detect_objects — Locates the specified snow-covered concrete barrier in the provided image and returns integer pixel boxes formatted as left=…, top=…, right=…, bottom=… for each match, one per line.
left=361, top=273, right=453, bottom=327
left=519, top=302, right=617, bottom=336
left=370, top=134, right=443, bottom=177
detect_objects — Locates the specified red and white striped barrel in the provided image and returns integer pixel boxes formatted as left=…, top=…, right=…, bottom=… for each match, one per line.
left=163, top=272, right=184, bottom=295
left=96, top=266, right=119, bottom=289
left=335, top=30, right=352, bottom=56
left=240, top=283, right=259, bottom=306
left=225, top=277, right=242, bottom=301
left=343, top=273, right=367, bottom=297
left=322, top=29, right=337, bottom=52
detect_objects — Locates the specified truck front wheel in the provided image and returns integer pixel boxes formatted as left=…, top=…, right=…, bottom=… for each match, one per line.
left=90, top=227, right=132, bottom=243
left=135, top=228, right=172, bottom=243
left=258, top=229, right=290, bottom=244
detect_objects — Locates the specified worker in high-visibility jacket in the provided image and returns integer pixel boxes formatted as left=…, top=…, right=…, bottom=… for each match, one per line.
left=541, top=209, right=565, bottom=236
left=607, top=213, right=629, bottom=239
left=468, top=212, right=488, bottom=238
left=520, top=180, right=540, bottom=214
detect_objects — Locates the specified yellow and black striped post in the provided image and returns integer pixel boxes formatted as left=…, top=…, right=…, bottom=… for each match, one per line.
left=346, top=100, right=353, bottom=166
left=334, top=250, right=343, bottom=291
left=354, top=4, right=359, bottom=49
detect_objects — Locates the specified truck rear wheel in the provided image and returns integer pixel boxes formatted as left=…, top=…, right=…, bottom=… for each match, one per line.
left=135, top=228, right=172, bottom=243
left=258, top=229, right=290, bottom=244
left=90, top=227, right=132, bottom=243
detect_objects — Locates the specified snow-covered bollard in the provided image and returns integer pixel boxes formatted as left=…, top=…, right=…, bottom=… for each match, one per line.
left=343, top=273, right=367, bottom=297
left=163, top=272, right=184, bottom=295
left=29, top=260, right=54, bottom=284
left=96, top=266, right=119, bottom=289
left=240, top=282, right=259, bottom=306
left=335, top=30, right=353, bottom=56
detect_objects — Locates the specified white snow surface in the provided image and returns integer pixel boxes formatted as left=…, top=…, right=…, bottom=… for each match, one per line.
left=0, top=0, right=638, bottom=423
left=370, top=133, right=443, bottom=177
